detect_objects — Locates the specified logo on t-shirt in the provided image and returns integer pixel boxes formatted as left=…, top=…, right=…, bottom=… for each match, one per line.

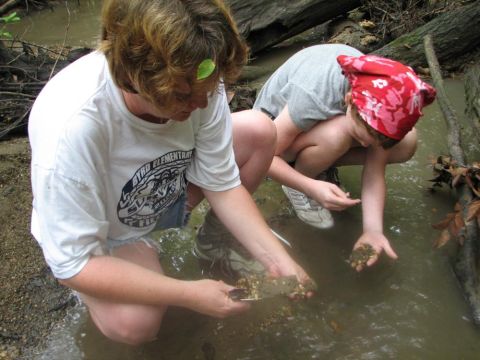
left=117, top=150, right=192, bottom=228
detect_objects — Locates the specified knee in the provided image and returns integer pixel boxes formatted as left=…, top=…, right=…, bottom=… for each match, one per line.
left=401, top=128, right=418, bottom=162
left=232, top=110, right=277, bottom=163
left=93, top=306, right=165, bottom=346
left=391, top=128, right=417, bottom=163
left=251, top=112, right=277, bottom=150
left=105, top=313, right=162, bottom=345
left=403, top=138, right=417, bottom=162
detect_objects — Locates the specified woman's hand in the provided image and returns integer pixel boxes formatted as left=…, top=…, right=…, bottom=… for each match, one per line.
left=264, top=256, right=315, bottom=298
left=181, top=279, right=250, bottom=317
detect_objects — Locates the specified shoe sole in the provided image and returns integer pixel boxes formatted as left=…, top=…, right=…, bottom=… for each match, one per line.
left=282, top=185, right=334, bottom=229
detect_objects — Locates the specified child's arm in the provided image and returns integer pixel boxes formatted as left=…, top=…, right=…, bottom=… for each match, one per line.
left=353, top=146, right=398, bottom=271
left=268, top=106, right=360, bottom=210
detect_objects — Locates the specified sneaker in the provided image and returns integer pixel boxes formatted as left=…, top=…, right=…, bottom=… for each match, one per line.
left=281, top=185, right=334, bottom=229
left=193, top=210, right=265, bottom=278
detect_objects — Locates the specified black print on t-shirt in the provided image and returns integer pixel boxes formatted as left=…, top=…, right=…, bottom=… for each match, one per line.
left=117, top=150, right=192, bottom=228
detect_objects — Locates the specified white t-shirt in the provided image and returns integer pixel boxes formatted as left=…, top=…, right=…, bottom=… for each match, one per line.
left=29, top=51, right=240, bottom=279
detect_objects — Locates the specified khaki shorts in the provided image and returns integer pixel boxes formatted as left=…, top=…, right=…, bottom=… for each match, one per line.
left=105, top=193, right=190, bottom=254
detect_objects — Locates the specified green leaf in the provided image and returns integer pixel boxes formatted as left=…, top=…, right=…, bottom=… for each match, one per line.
left=196, top=58, right=215, bottom=80
left=5, top=12, right=17, bottom=21
left=1, top=12, right=20, bottom=24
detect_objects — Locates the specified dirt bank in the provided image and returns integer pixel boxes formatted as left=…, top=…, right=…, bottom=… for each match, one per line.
left=0, top=137, right=72, bottom=360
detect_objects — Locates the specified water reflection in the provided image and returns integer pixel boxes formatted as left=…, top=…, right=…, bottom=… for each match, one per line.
left=8, top=1, right=102, bottom=47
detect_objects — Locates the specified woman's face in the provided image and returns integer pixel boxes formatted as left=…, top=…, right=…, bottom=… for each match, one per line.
left=124, top=79, right=211, bottom=123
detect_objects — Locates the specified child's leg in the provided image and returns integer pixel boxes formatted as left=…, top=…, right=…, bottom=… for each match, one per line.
left=186, top=109, right=275, bottom=208
left=292, top=122, right=417, bottom=175
left=80, top=242, right=166, bottom=345
left=231, top=109, right=277, bottom=192
left=288, top=116, right=352, bottom=178
left=335, top=128, right=417, bottom=167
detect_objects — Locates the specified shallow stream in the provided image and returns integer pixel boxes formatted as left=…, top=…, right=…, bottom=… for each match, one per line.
left=11, top=2, right=480, bottom=359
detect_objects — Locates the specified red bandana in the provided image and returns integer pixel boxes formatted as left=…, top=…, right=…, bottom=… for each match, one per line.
left=337, top=54, right=436, bottom=140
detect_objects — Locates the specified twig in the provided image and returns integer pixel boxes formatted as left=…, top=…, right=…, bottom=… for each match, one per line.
left=48, top=1, right=71, bottom=80
left=424, top=34, right=465, bottom=165
left=3, top=39, right=68, bottom=56
left=270, top=228, right=292, bottom=248
left=0, top=98, right=33, bottom=102
left=0, top=91, right=37, bottom=98
left=0, top=0, right=21, bottom=15
left=0, top=106, right=30, bottom=139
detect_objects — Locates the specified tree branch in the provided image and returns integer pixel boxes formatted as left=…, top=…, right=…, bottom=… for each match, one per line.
left=424, top=33, right=480, bottom=325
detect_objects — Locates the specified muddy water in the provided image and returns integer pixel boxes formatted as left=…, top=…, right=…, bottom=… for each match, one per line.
left=7, top=1, right=102, bottom=48
left=13, top=3, right=480, bottom=359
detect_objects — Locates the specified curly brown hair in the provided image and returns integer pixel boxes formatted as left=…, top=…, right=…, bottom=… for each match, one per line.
left=99, top=0, right=248, bottom=109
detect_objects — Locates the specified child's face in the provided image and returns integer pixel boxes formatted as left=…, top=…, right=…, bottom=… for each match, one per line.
left=348, top=109, right=377, bottom=147
left=345, top=94, right=377, bottom=148
left=344, top=92, right=399, bottom=149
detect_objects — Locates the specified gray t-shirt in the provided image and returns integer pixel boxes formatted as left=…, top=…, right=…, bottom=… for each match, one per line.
left=253, top=44, right=363, bottom=131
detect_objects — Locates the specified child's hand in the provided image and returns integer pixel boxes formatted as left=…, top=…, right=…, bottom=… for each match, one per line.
left=312, top=181, right=360, bottom=211
left=352, top=232, right=398, bottom=271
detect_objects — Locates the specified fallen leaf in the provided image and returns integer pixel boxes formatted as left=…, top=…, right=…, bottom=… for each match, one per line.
left=464, top=175, right=480, bottom=197
left=433, top=229, right=451, bottom=248
left=451, top=173, right=463, bottom=187
left=432, top=206, right=464, bottom=246
left=466, top=200, right=480, bottom=222
left=432, top=212, right=455, bottom=230
left=448, top=167, right=468, bottom=177
left=451, top=212, right=465, bottom=236
left=329, top=320, right=342, bottom=333
left=454, top=202, right=462, bottom=212
left=359, top=20, right=376, bottom=29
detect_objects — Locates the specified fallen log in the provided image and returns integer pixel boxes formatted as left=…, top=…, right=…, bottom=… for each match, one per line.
left=227, top=0, right=361, bottom=54
left=0, top=0, right=21, bottom=15
left=424, top=34, right=480, bottom=325
left=465, top=64, right=480, bottom=144
left=375, top=1, right=480, bottom=70
left=0, top=0, right=53, bottom=17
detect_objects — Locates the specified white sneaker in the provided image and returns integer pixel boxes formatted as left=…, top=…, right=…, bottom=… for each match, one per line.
left=281, top=185, right=334, bottom=229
